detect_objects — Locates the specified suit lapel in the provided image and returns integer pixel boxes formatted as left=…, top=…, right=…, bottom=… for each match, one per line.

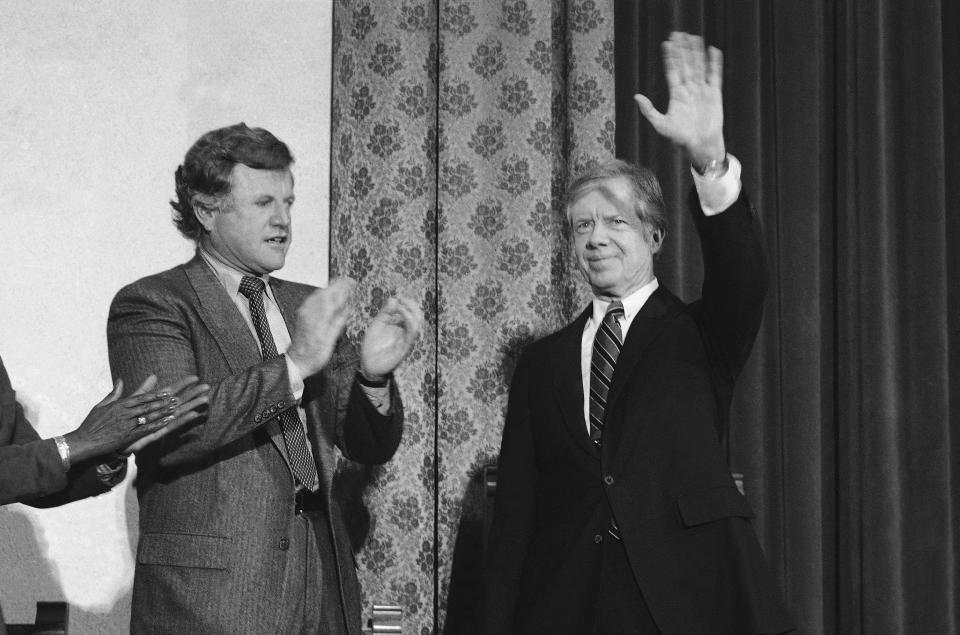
left=183, top=255, right=263, bottom=373
left=606, top=287, right=680, bottom=409
left=602, top=287, right=682, bottom=454
left=549, top=306, right=600, bottom=459
left=183, top=255, right=293, bottom=464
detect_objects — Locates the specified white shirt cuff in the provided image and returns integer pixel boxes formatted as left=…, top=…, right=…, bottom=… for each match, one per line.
left=284, top=355, right=305, bottom=401
left=358, top=383, right=391, bottom=415
left=692, top=153, right=743, bottom=216
left=96, top=459, right=126, bottom=487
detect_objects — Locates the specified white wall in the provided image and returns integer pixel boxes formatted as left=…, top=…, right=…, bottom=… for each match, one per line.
left=0, top=1, right=332, bottom=631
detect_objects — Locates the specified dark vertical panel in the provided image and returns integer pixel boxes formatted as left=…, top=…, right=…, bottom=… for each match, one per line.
left=832, top=3, right=862, bottom=631
left=944, top=1, right=960, bottom=630
left=850, top=1, right=953, bottom=631
left=749, top=2, right=835, bottom=632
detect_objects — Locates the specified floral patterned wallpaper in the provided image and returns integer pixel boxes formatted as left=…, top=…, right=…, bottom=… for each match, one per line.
left=330, top=1, right=614, bottom=632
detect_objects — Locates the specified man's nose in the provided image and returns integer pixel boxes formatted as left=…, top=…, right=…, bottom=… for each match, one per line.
left=587, top=221, right=608, bottom=245
left=271, top=203, right=291, bottom=227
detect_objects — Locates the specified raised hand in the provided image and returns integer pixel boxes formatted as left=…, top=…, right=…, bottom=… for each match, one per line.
left=633, top=32, right=726, bottom=168
left=359, top=297, right=423, bottom=380
left=64, top=375, right=210, bottom=463
left=286, top=277, right=356, bottom=378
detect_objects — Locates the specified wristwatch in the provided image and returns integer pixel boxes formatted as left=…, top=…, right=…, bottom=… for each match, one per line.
left=356, top=371, right=390, bottom=388
left=693, top=154, right=729, bottom=180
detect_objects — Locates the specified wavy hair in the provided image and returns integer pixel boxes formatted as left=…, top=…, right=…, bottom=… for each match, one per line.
left=171, top=123, right=294, bottom=241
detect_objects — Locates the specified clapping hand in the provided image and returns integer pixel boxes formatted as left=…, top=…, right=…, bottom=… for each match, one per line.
left=359, top=297, right=423, bottom=380
left=287, top=277, right=356, bottom=378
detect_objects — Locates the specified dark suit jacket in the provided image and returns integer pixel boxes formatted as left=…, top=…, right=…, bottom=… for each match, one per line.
left=0, top=355, right=122, bottom=507
left=107, top=254, right=403, bottom=634
left=485, top=192, right=793, bottom=634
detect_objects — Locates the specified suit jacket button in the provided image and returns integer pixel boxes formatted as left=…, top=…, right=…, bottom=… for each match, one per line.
left=254, top=414, right=262, bottom=423
left=278, top=538, right=290, bottom=550
left=603, top=475, right=614, bottom=485
left=594, top=534, right=603, bottom=544
left=277, top=400, right=285, bottom=408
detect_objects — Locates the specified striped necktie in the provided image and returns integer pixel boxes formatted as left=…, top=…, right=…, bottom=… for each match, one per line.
left=589, top=301, right=624, bottom=447
left=239, top=276, right=319, bottom=491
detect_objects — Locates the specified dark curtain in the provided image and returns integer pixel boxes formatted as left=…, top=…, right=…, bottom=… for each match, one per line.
left=614, top=1, right=959, bottom=633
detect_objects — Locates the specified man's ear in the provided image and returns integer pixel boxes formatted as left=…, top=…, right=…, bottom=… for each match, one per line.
left=648, top=227, right=664, bottom=254
left=191, top=195, right=219, bottom=231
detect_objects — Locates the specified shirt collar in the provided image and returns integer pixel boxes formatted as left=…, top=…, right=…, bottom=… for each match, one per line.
left=590, top=278, right=659, bottom=325
left=198, top=246, right=277, bottom=304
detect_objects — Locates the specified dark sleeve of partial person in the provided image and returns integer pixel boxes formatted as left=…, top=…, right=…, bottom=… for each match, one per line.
left=1, top=362, right=119, bottom=507
left=0, top=400, right=69, bottom=506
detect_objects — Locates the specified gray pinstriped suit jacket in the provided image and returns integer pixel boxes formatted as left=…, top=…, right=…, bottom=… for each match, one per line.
left=107, top=254, right=403, bottom=634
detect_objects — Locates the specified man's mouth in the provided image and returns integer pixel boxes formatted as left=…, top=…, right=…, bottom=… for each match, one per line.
left=265, top=236, right=288, bottom=245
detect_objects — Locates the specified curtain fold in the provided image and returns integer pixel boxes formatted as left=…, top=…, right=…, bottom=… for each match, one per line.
left=614, top=2, right=958, bottom=633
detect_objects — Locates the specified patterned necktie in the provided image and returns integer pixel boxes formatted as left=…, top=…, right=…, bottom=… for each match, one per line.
left=589, top=301, right=624, bottom=448
left=238, top=276, right=319, bottom=491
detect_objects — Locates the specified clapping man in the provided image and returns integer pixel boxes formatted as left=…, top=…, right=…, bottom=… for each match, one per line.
left=108, top=123, right=422, bottom=634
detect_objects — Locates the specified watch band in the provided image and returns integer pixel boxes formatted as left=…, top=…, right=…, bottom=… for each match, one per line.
left=54, top=435, right=71, bottom=471
left=356, top=371, right=390, bottom=388
left=693, top=154, right=730, bottom=180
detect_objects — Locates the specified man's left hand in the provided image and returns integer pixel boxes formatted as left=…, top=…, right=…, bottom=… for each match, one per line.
left=360, top=297, right=423, bottom=380
left=633, top=31, right=726, bottom=169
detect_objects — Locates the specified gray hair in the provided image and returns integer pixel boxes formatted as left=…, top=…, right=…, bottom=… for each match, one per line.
left=563, top=159, right=668, bottom=242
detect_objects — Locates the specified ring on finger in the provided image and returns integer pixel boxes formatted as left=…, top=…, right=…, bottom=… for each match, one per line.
left=136, top=416, right=148, bottom=426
